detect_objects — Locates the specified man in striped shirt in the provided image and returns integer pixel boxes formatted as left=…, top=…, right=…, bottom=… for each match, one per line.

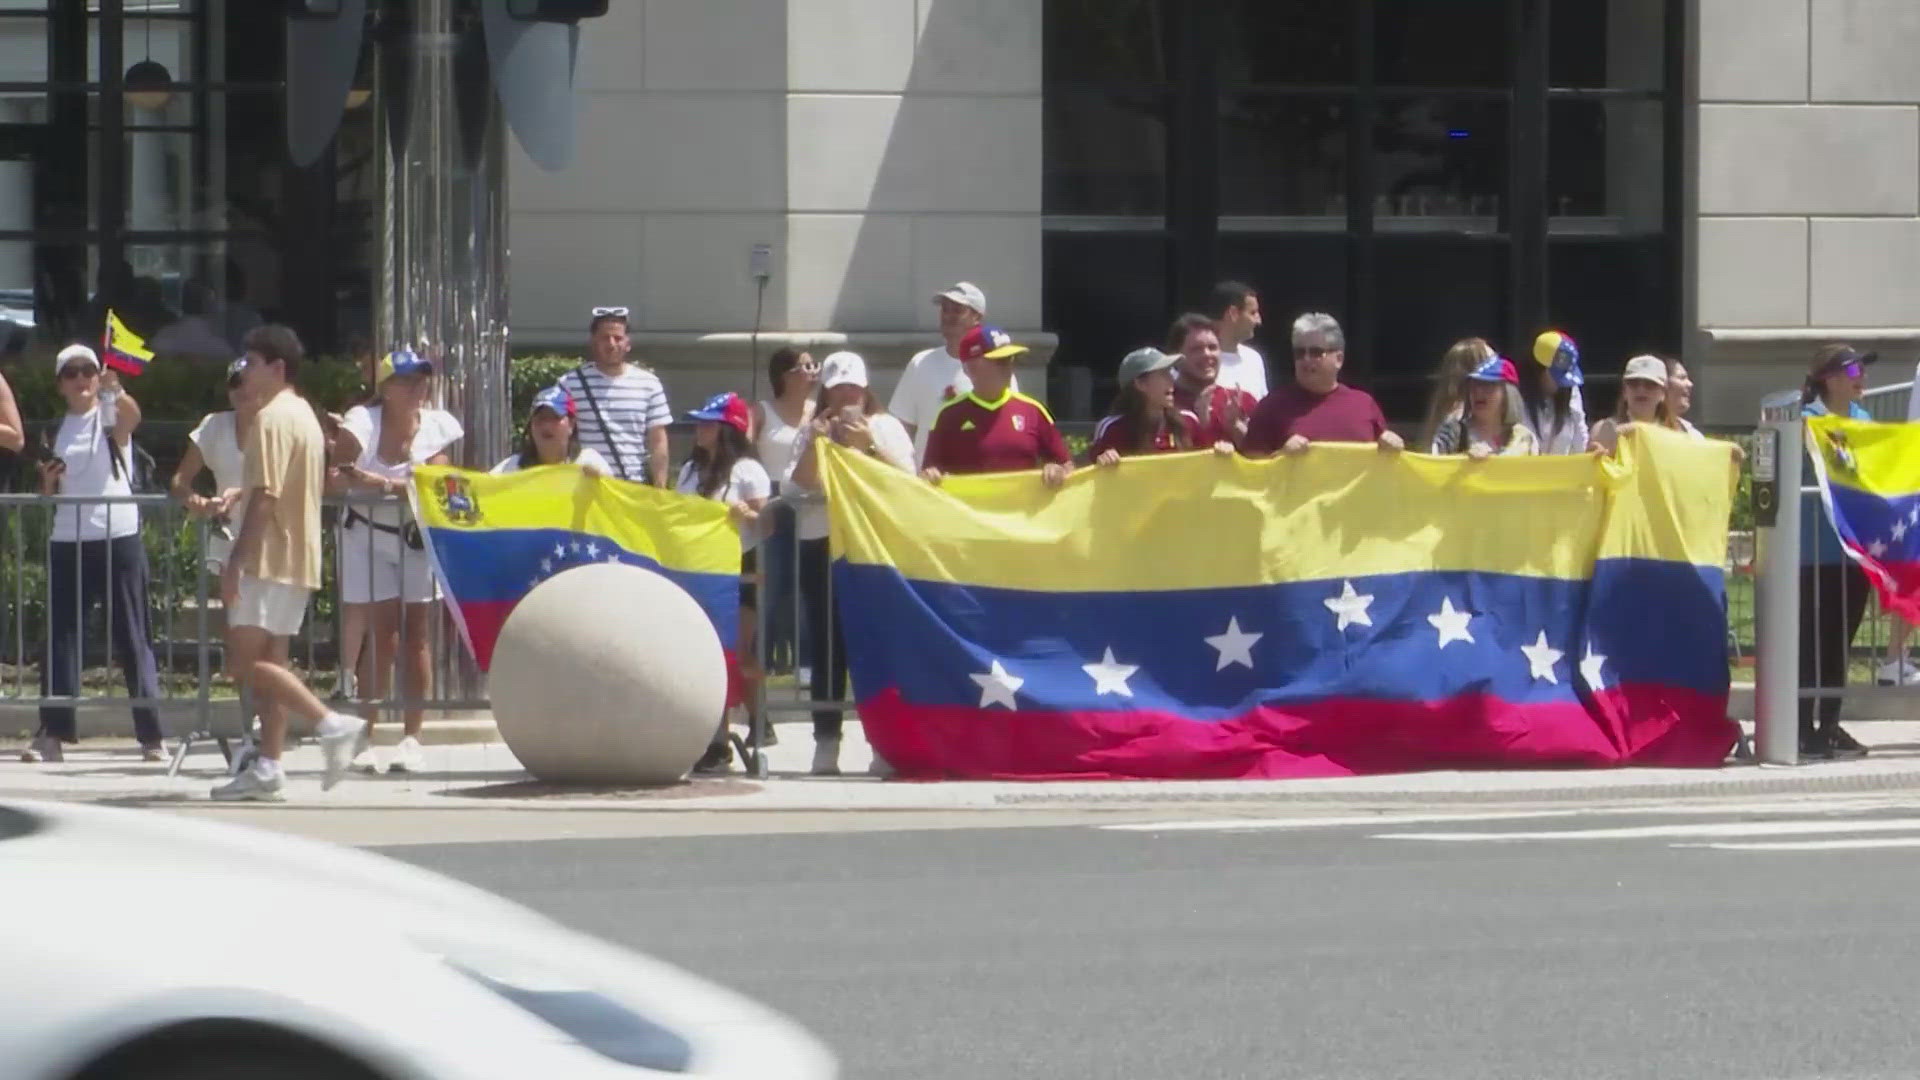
left=556, top=306, right=672, bottom=486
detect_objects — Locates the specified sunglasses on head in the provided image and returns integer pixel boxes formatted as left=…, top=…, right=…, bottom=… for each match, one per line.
left=1293, top=345, right=1336, bottom=359
left=591, top=306, right=629, bottom=318
left=59, top=364, right=100, bottom=380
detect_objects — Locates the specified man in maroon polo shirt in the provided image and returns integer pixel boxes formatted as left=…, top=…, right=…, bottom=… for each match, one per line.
left=1167, top=312, right=1258, bottom=448
left=1242, top=312, right=1404, bottom=456
left=922, top=325, right=1071, bottom=488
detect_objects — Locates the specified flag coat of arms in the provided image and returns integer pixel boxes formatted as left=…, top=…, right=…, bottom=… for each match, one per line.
left=409, top=465, right=740, bottom=671
left=820, top=427, right=1738, bottom=780
left=1805, top=414, right=1920, bottom=621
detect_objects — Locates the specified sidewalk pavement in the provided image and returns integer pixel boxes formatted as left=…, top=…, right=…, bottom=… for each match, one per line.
left=10, top=718, right=1920, bottom=814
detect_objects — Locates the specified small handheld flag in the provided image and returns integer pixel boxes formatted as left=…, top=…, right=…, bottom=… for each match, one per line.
left=102, top=309, right=154, bottom=376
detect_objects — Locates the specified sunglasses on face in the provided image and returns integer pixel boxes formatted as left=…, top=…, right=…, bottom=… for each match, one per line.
left=1293, top=345, right=1336, bottom=359
left=1842, top=362, right=1864, bottom=380
left=591, top=306, right=630, bottom=318
left=59, top=365, right=100, bottom=380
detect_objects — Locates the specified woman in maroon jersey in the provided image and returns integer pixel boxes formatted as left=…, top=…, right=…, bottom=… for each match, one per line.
left=1090, top=347, right=1235, bottom=465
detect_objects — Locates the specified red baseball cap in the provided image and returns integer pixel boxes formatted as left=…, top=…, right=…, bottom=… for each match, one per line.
left=956, top=325, right=1029, bottom=362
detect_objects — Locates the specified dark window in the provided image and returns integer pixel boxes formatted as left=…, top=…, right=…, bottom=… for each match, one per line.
left=1374, top=0, right=1509, bottom=89
left=1043, top=0, right=1680, bottom=421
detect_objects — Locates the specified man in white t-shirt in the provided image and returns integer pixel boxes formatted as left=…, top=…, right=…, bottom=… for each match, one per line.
left=887, top=281, right=1017, bottom=465
left=1209, top=280, right=1269, bottom=400
left=556, top=306, right=672, bottom=487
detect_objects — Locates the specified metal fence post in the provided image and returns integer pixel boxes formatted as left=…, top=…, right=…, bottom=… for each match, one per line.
left=1754, top=390, right=1803, bottom=765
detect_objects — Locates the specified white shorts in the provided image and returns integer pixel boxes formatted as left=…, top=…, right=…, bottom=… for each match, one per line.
left=338, top=523, right=440, bottom=605
left=231, top=575, right=311, bottom=637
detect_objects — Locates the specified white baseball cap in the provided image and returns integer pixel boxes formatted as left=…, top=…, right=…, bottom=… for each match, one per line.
left=932, top=281, right=986, bottom=315
left=1622, top=354, right=1668, bottom=387
left=54, top=343, right=99, bottom=375
left=820, top=351, right=869, bottom=389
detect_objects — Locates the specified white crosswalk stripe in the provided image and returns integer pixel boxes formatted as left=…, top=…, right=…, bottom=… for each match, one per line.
left=1372, top=817, right=1920, bottom=842
left=1099, top=799, right=1920, bottom=853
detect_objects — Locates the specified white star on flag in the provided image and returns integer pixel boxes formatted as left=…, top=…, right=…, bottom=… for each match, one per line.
left=553, top=543, right=567, bottom=559
left=1324, top=580, right=1375, bottom=633
left=571, top=540, right=582, bottom=554
left=539, top=557, right=553, bottom=575
left=970, top=660, right=1024, bottom=710
left=1082, top=647, right=1140, bottom=697
left=1204, top=617, right=1263, bottom=671
left=1895, top=520, right=1910, bottom=543
left=1870, top=539, right=1889, bottom=559
left=1521, top=631, right=1564, bottom=684
left=1580, top=645, right=1607, bottom=690
left=1426, top=597, right=1474, bottom=649
left=585, top=542, right=601, bottom=559
left=1910, top=505, right=1918, bottom=526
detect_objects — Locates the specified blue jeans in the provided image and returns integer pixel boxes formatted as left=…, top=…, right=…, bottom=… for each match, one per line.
left=39, top=536, right=163, bottom=746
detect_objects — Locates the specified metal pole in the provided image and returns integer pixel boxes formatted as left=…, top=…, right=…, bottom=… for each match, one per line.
left=376, top=0, right=506, bottom=713
left=1754, top=390, right=1803, bottom=765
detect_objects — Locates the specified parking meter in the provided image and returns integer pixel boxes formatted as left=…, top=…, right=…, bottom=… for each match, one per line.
left=1751, top=426, right=1779, bottom=528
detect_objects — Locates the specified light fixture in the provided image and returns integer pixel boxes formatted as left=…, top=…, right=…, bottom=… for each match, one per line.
left=123, top=1, right=173, bottom=112
left=345, top=86, right=371, bottom=109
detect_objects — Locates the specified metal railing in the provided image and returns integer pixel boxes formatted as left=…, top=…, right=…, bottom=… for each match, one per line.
left=0, top=490, right=482, bottom=775
left=1751, top=378, right=1918, bottom=764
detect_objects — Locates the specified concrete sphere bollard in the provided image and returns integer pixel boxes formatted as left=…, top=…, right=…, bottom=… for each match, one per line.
left=490, top=562, right=725, bottom=784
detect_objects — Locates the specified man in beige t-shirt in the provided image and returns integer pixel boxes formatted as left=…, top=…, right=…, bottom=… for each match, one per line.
left=212, top=324, right=365, bottom=802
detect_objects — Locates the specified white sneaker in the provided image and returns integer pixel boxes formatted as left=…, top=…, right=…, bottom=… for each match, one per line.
left=210, top=768, right=285, bottom=802
left=315, top=712, right=368, bottom=791
left=811, top=736, right=842, bottom=777
left=352, top=735, right=381, bottom=774
left=229, top=737, right=259, bottom=778
left=391, top=735, right=425, bottom=774
left=1876, top=659, right=1920, bottom=686
left=20, top=734, right=62, bottom=764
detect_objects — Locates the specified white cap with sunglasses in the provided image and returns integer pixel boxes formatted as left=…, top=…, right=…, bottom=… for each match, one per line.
left=54, top=343, right=100, bottom=376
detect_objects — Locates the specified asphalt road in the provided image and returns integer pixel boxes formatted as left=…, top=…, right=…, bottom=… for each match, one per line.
left=387, top=809, right=1920, bottom=1080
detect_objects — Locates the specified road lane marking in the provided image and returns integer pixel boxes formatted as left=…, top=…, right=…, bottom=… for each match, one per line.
left=1374, top=817, right=1920, bottom=842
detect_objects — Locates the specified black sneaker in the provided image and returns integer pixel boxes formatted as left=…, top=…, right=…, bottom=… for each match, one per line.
left=1823, top=725, right=1869, bottom=759
left=691, top=742, right=732, bottom=775
left=1799, top=730, right=1835, bottom=761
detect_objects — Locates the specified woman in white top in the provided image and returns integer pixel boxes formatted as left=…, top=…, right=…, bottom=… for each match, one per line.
left=751, top=347, right=818, bottom=681
left=489, top=385, right=611, bottom=475
left=172, top=358, right=258, bottom=573
left=674, top=392, right=772, bottom=774
left=331, top=347, right=463, bottom=772
left=789, top=351, right=916, bottom=777
left=24, top=344, right=164, bottom=763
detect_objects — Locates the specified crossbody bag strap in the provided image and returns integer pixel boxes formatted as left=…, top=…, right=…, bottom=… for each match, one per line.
left=572, top=364, right=632, bottom=480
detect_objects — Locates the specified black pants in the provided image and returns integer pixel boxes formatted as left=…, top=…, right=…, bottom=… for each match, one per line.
left=40, top=536, right=163, bottom=746
left=800, top=537, right=849, bottom=739
left=1798, top=562, right=1869, bottom=732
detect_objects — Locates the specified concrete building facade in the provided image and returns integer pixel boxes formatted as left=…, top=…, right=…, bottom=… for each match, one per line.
left=1692, top=0, right=1920, bottom=420
left=2, top=1, right=1918, bottom=428
left=506, top=0, right=1052, bottom=411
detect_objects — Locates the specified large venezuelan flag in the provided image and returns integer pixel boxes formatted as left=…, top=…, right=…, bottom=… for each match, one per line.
left=410, top=464, right=739, bottom=670
left=1806, top=415, right=1920, bottom=622
left=821, top=427, right=1738, bottom=780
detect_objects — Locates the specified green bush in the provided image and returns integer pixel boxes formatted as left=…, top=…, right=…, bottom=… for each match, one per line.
left=510, top=355, right=581, bottom=418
